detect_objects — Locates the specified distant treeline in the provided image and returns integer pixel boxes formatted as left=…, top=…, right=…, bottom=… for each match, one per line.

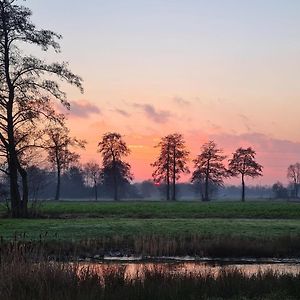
left=0, top=165, right=294, bottom=201
left=0, top=1, right=298, bottom=219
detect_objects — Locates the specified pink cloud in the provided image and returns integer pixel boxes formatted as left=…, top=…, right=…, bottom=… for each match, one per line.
left=56, top=100, right=101, bottom=118
left=133, top=103, right=172, bottom=124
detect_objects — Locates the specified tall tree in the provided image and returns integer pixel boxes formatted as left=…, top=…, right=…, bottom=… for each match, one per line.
left=228, top=147, right=263, bottom=202
left=83, top=162, right=102, bottom=201
left=44, top=125, right=85, bottom=200
left=98, top=132, right=132, bottom=201
left=0, top=0, right=82, bottom=217
left=191, top=141, right=228, bottom=201
left=287, top=163, right=300, bottom=198
left=152, top=133, right=189, bottom=201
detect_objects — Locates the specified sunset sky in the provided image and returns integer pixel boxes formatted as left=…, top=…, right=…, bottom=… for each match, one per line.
left=26, top=0, right=300, bottom=184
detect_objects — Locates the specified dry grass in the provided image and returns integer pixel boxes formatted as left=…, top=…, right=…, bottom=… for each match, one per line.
left=0, top=248, right=300, bottom=299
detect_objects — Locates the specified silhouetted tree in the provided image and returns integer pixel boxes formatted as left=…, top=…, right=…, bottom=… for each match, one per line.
left=272, top=181, right=288, bottom=199
left=191, top=141, right=228, bottom=201
left=152, top=133, right=189, bottom=201
left=139, top=180, right=157, bottom=199
left=228, top=147, right=263, bottom=202
left=27, top=165, right=50, bottom=201
left=98, top=132, right=132, bottom=201
left=0, top=1, right=82, bottom=217
left=83, top=162, right=102, bottom=201
left=44, top=125, right=85, bottom=200
left=61, top=165, right=87, bottom=199
left=287, top=163, right=300, bottom=198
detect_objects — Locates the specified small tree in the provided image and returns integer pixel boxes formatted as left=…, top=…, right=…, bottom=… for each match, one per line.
left=272, top=181, right=288, bottom=199
left=152, top=133, right=189, bottom=201
left=98, top=132, right=132, bottom=201
left=191, top=141, right=228, bottom=201
left=287, top=163, right=300, bottom=198
left=228, top=147, right=263, bottom=202
left=139, top=180, right=157, bottom=199
left=83, top=162, right=102, bottom=201
left=44, top=125, right=86, bottom=200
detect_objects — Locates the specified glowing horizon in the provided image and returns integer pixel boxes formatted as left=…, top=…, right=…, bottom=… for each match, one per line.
left=25, top=0, right=300, bottom=185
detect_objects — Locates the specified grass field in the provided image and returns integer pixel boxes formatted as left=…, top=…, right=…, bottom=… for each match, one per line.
left=1, top=218, right=300, bottom=241
left=1, top=200, right=300, bottom=257
left=1, top=200, right=299, bottom=219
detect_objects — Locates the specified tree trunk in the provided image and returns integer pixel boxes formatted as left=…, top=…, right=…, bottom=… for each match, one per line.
left=55, top=166, right=61, bottom=201
left=172, top=146, right=176, bottom=201
left=3, top=14, right=22, bottom=218
left=113, top=161, right=118, bottom=201
left=94, top=180, right=98, bottom=201
left=8, top=154, right=21, bottom=218
left=7, top=97, right=22, bottom=217
left=17, top=164, right=28, bottom=218
left=166, top=145, right=170, bottom=201
left=166, top=178, right=170, bottom=201
left=172, top=179, right=176, bottom=201
left=241, top=174, right=245, bottom=202
left=204, top=176, right=209, bottom=202
left=204, top=160, right=210, bottom=202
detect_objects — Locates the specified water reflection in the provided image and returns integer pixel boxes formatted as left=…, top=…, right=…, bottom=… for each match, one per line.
left=78, top=261, right=300, bottom=279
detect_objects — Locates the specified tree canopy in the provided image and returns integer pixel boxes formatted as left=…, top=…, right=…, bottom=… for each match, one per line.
left=228, top=147, right=263, bottom=201
left=0, top=0, right=83, bottom=216
left=192, top=141, right=228, bottom=201
left=98, top=132, right=132, bottom=201
left=152, top=133, right=189, bottom=201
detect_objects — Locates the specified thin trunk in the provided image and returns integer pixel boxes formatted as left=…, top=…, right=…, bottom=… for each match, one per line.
left=172, top=145, right=176, bottom=201
left=172, top=176, right=176, bottom=201
left=295, top=178, right=299, bottom=198
left=55, top=165, right=61, bottom=201
left=166, top=177, right=170, bottom=201
left=204, top=159, right=210, bottom=202
left=94, top=179, right=98, bottom=201
left=241, top=174, right=245, bottom=202
left=113, top=159, right=118, bottom=201
left=166, top=144, right=170, bottom=201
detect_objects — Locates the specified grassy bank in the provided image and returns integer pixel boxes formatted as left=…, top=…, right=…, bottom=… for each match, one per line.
left=1, top=201, right=300, bottom=258
left=1, top=218, right=300, bottom=258
left=2, top=201, right=300, bottom=219
left=2, top=218, right=300, bottom=240
left=1, top=256, right=300, bottom=300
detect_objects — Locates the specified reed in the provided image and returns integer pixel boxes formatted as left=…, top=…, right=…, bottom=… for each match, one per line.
left=1, top=233, right=300, bottom=260
left=0, top=250, right=300, bottom=300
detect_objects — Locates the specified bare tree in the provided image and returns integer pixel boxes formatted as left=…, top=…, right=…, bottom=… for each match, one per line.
left=0, top=0, right=83, bottom=217
left=191, top=141, right=228, bottom=201
left=83, top=162, right=102, bottom=201
left=287, top=163, right=300, bottom=198
left=228, top=147, right=263, bottom=202
left=43, top=125, right=86, bottom=201
left=152, top=133, right=189, bottom=201
left=98, top=132, right=132, bottom=201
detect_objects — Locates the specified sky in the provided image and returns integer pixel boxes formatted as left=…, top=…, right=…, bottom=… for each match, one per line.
left=25, top=0, right=300, bottom=184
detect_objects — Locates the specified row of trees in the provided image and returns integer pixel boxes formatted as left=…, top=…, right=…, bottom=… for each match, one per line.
left=151, top=136, right=263, bottom=202
left=0, top=1, right=293, bottom=218
left=91, top=133, right=263, bottom=202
